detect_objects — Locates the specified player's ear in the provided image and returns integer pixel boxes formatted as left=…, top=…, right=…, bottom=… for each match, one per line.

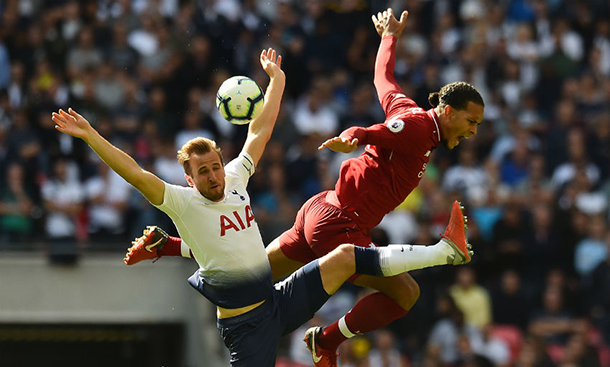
left=444, top=105, right=454, bottom=119
left=185, top=174, right=195, bottom=187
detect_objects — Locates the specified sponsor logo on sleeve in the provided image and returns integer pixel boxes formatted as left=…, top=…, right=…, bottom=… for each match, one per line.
left=387, top=118, right=405, bottom=133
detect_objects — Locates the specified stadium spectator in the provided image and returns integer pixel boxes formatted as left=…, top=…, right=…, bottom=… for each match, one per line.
left=574, top=215, right=609, bottom=280
left=515, top=333, right=555, bottom=367
left=292, top=76, right=340, bottom=138
left=93, top=61, right=127, bottom=111
left=427, top=294, right=484, bottom=365
left=550, top=128, right=601, bottom=190
left=490, top=269, right=532, bottom=331
left=66, top=26, right=103, bottom=79
left=153, top=137, right=187, bottom=186
left=441, top=143, right=489, bottom=204
left=522, top=203, right=561, bottom=289
left=514, top=153, right=554, bottom=204
left=528, top=285, right=585, bottom=346
left=174, top=108, right=216, bottom=152
left=41, top=157, right=85, bottom=263
left=0, top=162, right=37, bottom=243
left=490, top=199, right=530, bottom=273
left=7, top=61, right=26, bottom=109
left=84, top=159, right=132, bottom=243
left=106, top=23, right=139, bottom=72
left=588, top=112, right=610, bottom=181
left=0, top=32, right=10, bottom=90
left=499, top=132, right=531, bottom=188
left=585, top=239, right=610, bottom=346
left=367, top=329, right=408, bottom=367
left=449, top=266, right=492, bottom=329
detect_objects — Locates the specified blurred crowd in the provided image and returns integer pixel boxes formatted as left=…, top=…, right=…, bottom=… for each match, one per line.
left=0, top=0, right=609, bottom=366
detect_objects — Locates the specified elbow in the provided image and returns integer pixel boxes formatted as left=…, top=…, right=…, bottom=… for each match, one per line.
left=373, top=72, right=382, bottom=90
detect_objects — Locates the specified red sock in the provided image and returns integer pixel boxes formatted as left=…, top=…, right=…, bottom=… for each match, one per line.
left=158, top=236, right=183, bottom=257
left=317, top=292, right=408, bottom=351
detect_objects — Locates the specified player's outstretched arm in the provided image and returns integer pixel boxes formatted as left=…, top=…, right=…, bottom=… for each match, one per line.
left=372, top=8, right=415, bottom=115
left=52, top=108, right=165, bottom=205
left=243, top=48, right=286, bottom=166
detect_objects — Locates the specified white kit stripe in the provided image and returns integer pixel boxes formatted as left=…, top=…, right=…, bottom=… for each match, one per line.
left=338, top=316, right=356, bottom=338
left=431, top=113, right=441, bottom=141
left=181, top=242, right=191, bottom=258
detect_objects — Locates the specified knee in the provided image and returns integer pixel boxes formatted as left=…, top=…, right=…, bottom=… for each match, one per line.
left=328, top=243, right=356, bottom=269
left=406, top=277, right=420, bottom=302
left=335, top=243, right=355, bottom=262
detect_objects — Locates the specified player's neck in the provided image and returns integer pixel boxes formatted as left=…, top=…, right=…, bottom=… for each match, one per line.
left=434, top=107, right=450, bottom=138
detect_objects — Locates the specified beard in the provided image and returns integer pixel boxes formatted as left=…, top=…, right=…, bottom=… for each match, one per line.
left=198, top=184, right=225, bottom=202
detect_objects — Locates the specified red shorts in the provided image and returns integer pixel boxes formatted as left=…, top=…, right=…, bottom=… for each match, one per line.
left=278, top=191, right=375, bottom=263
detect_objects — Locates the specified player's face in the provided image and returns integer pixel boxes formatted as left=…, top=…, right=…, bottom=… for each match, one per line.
left=185, top=151, right=226, bottom=202
left=442, top=102, right=484, bottom=149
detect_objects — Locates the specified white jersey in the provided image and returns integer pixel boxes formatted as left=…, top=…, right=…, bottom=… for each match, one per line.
left=155, top=152, right=273, bottom=308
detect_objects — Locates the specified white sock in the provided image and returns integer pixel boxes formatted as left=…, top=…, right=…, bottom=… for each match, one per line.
left=377, top=240, right=454, bottom=276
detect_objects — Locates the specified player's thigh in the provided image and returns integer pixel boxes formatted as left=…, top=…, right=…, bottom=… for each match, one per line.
left=266, top=237, right=306, bottom=281
left=306, top=218, right=368, bottom=258
left=352, top=272, right=420, bottom=310
left=276, top=261, right=330, bottom=335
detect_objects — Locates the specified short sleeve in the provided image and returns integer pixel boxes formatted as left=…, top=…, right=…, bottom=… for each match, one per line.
left=224, top=151, right=256, bottom=186
left=154, top=182, right=192, bottom=218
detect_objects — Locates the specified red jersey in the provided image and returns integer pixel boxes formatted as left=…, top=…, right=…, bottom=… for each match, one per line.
left=334, top=36, right=441, bottom=231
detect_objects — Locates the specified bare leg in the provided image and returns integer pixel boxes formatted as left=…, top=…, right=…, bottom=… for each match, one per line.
left=266, top=237, right=306, bottom=281
left=317, top=244, right=357, bottom=295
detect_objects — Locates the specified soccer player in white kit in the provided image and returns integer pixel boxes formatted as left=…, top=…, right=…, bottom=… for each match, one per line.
left=51, top=48, right=472, bottom=366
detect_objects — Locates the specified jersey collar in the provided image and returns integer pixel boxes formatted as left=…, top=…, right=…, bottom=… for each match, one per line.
left=427, top=109, right=442, bottom=146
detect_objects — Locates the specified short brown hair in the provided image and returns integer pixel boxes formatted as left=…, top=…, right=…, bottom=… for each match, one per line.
left=177, top=137, right=223, bottom=175
left=428, top=82, right=484, bottom=110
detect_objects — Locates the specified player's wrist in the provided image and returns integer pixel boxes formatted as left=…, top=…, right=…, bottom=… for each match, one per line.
left=82, top=127, right=98, bottom=144
left=268, top=74, right=286, bottom=89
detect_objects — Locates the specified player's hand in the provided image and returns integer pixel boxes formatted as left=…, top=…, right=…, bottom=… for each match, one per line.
left=318, top=136, right=359, bottom=153
left=260, top=48, right=285, bottom=81
left=52, top=108, right=93, bottom=141
left=372, top=8, right=408, bottom=38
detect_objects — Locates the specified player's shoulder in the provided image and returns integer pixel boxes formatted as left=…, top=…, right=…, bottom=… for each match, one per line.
left=387, top=107, right=434, bottom=130
left=164, top=182, right=195, bottom=196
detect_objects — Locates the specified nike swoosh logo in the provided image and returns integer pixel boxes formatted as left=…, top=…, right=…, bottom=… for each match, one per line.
left=145, top=238, right=163, bottom=252
left=312, top=351, right=322, bottom=363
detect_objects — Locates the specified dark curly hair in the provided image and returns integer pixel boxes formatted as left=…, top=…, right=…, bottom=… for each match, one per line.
left=428, top=82, right=484, bottom=110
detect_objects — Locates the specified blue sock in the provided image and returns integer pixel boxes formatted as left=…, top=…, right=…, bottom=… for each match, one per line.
left=353, top=246, right=384, bottom=276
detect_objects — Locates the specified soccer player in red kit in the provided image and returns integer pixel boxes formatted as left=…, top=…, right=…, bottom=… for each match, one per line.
left=125, top=8, right=484, bottom=367
left=297, top=9, right=483, bottom=365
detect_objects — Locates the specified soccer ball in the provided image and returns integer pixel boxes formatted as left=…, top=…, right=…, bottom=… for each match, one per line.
left=216, top=76, right=264, bottom=125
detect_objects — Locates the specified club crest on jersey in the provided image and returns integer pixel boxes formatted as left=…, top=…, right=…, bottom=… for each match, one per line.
left=387, top=118, right=405, bottom=133
left=231, top=190, right=245, bottom=201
